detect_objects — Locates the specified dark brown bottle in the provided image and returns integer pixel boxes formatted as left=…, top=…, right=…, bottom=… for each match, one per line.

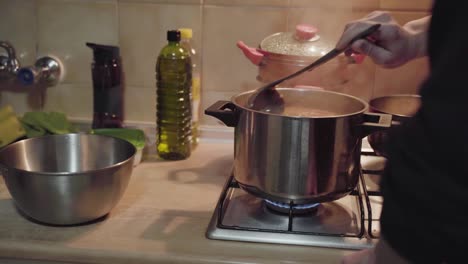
left=86, top=42, right=124, bottom=129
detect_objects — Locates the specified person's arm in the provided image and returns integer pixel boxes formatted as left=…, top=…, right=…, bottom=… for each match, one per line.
left=402, top=16, right=430, bottom=59
left=336, top=11, right=430, bottom=68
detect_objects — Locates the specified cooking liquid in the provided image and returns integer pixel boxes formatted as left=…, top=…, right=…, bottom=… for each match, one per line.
left=279, top=105, right=338, bottom=117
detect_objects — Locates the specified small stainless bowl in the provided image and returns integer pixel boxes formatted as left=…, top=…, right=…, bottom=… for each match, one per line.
left=0, top=133, right=136, bottom=225
left=368, top=94, right=421, bottom=157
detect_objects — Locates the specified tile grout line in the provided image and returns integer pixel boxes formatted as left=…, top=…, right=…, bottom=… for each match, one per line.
left=285, top=0, right=291, bottom=31
left=116, top=0, right=120, bottom=47
left=34, top=0, right=44, bottom=110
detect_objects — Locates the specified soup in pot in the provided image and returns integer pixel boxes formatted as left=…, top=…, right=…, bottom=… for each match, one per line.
left=281, top=105, right=338, bottom=117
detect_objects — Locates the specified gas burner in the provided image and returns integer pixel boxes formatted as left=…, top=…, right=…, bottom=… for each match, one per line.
left=264, top=199, right=320, bottom=215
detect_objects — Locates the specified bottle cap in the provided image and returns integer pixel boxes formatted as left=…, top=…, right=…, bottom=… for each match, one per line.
left=179, top=28, right=193, bottom=39
left=167, top=30, right=181, bottom=42
left=86, top=42, right=120, bottom=64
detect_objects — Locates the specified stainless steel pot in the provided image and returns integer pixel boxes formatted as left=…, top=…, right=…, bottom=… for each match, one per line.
left=0, top=133, right=136, bottom=225
left=368, top=94, right=421, bottom=157
left=205, top=88, right=391, bottom=204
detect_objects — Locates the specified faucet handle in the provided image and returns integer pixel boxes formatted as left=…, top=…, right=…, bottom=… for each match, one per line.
left=17, top=56, right=62, bottom=86
left=0, top=41, right=20, bottom=80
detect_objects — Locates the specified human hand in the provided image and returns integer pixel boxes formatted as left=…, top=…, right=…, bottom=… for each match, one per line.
left=336, top=11, right=429, bottom=68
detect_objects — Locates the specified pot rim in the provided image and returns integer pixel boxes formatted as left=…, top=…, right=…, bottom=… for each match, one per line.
left=0, top=133, right=136, bottom=176
left=369, top=94, right=421, bottom=118
left=231, top=88, right=369, bottom=119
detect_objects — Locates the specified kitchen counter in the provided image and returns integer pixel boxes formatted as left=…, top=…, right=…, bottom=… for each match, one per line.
left=0, top=138, right=353, bottom=264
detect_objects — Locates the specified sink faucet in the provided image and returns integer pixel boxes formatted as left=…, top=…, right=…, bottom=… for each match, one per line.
left=0, top=40, right=63, bottom=87
left=0, top=41, right=20, bottom=81
left=17, top=56, right=62, bottom=86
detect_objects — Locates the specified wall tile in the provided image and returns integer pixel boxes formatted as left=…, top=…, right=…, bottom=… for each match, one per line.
left=380, top=0, right=433, bottom=11
left=0, top=91, right=36, bottom=115
left=119, top=2, right=202, bottom=88
left=203, top=5, right=287, bottom=95
left=0, top=0, right=37, bottom=66
left=0, top=0, right=434, bottom=127
left=204, top=0, right=289, bottom=7
left=43, top=83, right=93, bottom=120
left=390, top=11, right=430, bottom=25
left=290, top=0, right=379, bottom=10
left=0, top=0, right=38, bottom=114
left=37, top=0, right=119, bottom=85
left=124, top=86, right=155, bottom=122
left=373, top=57, right=428, bottom=98
left=119, top=0, right=202, bottom=4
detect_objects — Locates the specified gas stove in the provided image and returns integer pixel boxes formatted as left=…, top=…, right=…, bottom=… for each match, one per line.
left=206, top=150, right=385, bottom=250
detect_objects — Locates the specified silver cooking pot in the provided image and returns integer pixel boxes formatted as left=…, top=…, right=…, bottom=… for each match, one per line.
left=205, top=88, right=392, bottom=204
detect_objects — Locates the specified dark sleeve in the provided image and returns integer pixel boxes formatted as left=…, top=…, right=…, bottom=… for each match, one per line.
left=380, top=1, right=468, bottom=263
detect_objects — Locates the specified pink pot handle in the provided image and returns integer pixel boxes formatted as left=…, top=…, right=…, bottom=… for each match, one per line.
left=344, top=48, right=366, bottom=64
left=350, top=53, right=366, bottom=64
left=237, top=41, right=264, bottom=66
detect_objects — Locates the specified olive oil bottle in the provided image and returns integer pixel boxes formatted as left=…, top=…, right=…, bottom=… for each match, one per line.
left=156, top=30, right=192, bottom=160
left=179, top=28, right=201, bottom=148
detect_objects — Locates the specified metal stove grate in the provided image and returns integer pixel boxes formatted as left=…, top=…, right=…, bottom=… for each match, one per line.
left=213, top=151, right=383, bottom=241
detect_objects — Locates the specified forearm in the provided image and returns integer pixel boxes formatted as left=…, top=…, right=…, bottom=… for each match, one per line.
left=403, top=16, right=431, bottom=59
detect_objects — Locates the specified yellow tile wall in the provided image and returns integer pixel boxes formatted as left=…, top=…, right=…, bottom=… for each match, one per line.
left=0, top=0, right=431, bottom=126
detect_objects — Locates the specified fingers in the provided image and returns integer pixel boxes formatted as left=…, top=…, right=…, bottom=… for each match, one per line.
left=372, top=23, right=401, bottom=41
left=336, top=22, right=380, bottom=50
left=351, top=39, right=394, bottom=66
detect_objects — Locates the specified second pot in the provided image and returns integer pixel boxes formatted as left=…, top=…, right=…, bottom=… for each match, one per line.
left=206, top=88, right=391, bottom=204
left=368, top=94, right=421, bottom=157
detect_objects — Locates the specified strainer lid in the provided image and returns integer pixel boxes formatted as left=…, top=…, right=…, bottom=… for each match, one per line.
left=260, top=24, right=332, bottom=57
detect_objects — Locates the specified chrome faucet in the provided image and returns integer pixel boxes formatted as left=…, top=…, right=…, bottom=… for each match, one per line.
left=17, top=56, right=62, bottom=86
left=0, top=40, right=62, bottom=87
left=0, top=41, right=20, bottom=81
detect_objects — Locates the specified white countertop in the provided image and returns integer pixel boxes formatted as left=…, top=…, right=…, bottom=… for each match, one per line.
left=0, top=139, right=353, bottom=264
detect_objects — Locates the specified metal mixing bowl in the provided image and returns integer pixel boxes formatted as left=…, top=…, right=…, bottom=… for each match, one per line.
left=0, top=133, right=136, bottom=225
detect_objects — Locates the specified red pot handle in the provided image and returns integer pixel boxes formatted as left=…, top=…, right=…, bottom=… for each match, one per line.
left=350, top=53, right=366, bottom=64
left=237, top=41, right=264, bottom=66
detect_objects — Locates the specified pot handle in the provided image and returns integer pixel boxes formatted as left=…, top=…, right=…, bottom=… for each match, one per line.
left=360, top=112, right=393, bottom=137
left=204, top=100, right=238, bottom=127
left=348, top=53, right=366, bottom=64
left=237, top=41, right=264, bottom=66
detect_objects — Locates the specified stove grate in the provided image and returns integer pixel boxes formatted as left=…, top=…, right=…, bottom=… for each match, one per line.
left=214, top=151, right=384, bottom=240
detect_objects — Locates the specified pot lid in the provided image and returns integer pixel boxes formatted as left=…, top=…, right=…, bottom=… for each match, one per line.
left=260, top=24, right=331, bottom=57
